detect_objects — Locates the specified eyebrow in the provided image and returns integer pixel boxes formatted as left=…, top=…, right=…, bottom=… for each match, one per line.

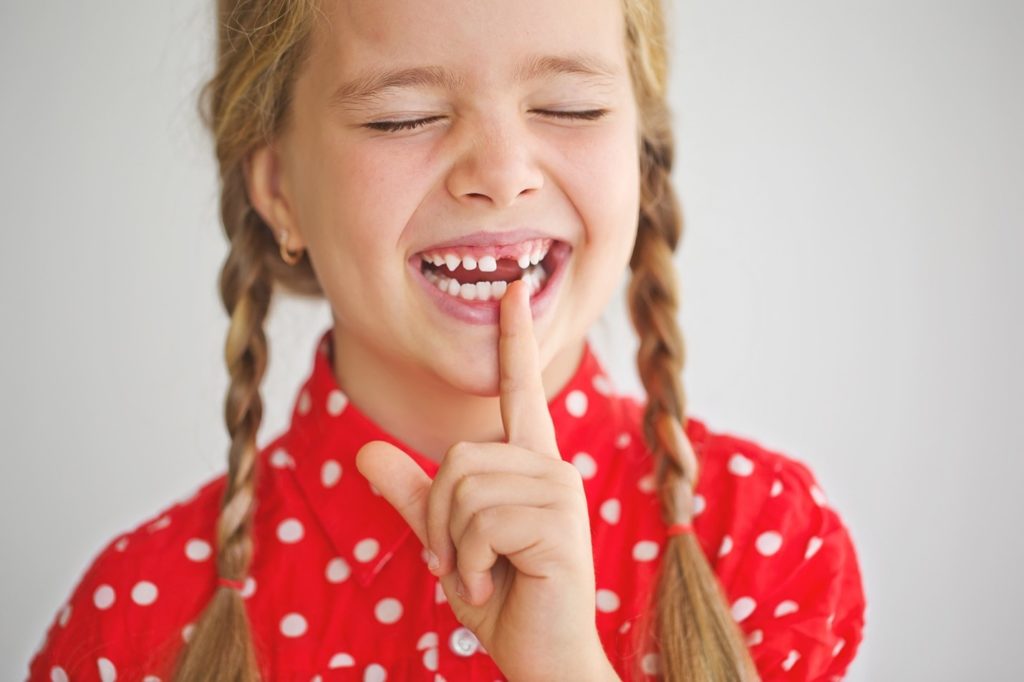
left=328, top=53, right=619, bottom=109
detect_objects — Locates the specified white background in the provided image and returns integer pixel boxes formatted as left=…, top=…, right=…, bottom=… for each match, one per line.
left=2, top=1, right=1022, bottom=680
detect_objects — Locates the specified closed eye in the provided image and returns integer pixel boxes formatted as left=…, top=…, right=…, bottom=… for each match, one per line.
left=363, top=109, right=609, bottom=133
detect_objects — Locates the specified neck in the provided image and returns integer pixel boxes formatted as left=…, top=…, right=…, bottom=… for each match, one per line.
left=330, top=328, right=586, bottom=464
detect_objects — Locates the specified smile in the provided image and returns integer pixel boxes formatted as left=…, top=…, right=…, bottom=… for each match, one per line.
left=407, top=239, right=572, bottom=325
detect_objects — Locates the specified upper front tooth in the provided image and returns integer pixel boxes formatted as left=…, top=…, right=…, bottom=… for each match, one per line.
left=478, top=255, right=497, bottom=272
left=444, top=254, right=461, bottom=271
left=462, top=256, right=477, bottom=271
left=529, top=250, right=541, bottom=265
left=517, top=253, right=531, bottom=269
left=431, top=255, right=444, bottom=267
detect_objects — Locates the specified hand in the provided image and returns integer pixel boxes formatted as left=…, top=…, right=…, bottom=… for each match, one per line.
left=356, top=280, right=613, bottom=681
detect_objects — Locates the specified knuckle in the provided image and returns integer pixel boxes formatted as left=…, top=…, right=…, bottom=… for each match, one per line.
left=452, top=474, right=477, bottom=509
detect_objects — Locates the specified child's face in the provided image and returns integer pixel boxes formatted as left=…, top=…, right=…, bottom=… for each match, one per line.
left=272, top=0, right=640, bottom=395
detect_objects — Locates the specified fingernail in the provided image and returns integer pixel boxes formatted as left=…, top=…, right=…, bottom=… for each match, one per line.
left=455, top=576, right=466, bottom=599
left=426, top=550, right=440, bottom=574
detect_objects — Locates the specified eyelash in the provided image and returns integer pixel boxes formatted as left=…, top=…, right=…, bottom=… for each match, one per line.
left=364, top=109, right=609, bottom=132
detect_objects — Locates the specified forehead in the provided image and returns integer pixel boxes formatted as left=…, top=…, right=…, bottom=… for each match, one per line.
left=306, top=0, right=628, bottom=86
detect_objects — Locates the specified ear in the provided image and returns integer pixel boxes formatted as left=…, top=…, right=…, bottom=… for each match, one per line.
left=243, top=143, right=305, bottom=249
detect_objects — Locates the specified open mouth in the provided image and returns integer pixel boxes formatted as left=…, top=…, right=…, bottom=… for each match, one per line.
left=413, top=238, right=571, bottom=303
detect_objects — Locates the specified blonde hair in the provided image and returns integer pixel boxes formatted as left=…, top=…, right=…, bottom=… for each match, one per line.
left=173, top=0, right=758, bottom=679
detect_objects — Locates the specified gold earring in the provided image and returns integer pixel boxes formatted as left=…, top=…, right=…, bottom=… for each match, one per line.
left=278, top=229, right=304, bottom=266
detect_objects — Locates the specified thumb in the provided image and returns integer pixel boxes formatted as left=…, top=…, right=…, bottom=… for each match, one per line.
left=355, top=440, right=432, bottom=549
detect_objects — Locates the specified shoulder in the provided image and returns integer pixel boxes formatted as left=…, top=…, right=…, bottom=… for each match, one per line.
left=688, top=416, right=867, bottom=681
left=615, top=399, right=867, bottom=680
left=27, top=472, right=228, bottom=680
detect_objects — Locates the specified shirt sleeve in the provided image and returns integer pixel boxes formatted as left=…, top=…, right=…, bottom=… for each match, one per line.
left=26, top=535, right=131, bottom=682
left=728, top=455, right=867, bottom=681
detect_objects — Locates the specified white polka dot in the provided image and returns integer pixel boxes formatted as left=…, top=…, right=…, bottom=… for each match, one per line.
left=270, top=448, right=295, bottom=469
left=599, top=498, right=621, bottom=524
left=596, top=589, right=620, bottom=612
left=182, top=623, right=195, bottom=642
left=618, top=620, right=631, bottom=634
left=417, top=632, right=439, bottom=650
left=422, top=647, right=438, bottom=671
left=327, top=389, right=348, bottom=416
left=298, top=390, right=311, bottom=415
left=640, top=652, right=661, bottom=675
left=572, top=452, right=597, bottom=479
left=311, top=677, right=322, bottom=682
left=833, top=638, right=846, bottom=656
left=774, top=600, right=799, bottom=617
left=364, top=663, right=387, bottom=682
left=58, top=603, right=72, bottom=627
left=693, top=493, right=706, bottom=516
left=185, top=539, right=212, bottom=562
left=718, top=535, right=733, bottom=557
left=50, top=666, right=68, bottom=682
left=755, top=531, right=783, bottom=556
left=632, top=540, right=660, bottom=562
left=321, top=459, right=342, bottom=487
left=731, top=596, right=757, bottom=622
left=746, top=629, right=764, bottom=646
left=354, top=538, right=380, bottom=562
left=638, top=473, right=656, bottom=493
left=375, top=597, right=403, bottom=624
left=114, top=537, right=129, bottom=552
left=131, top=581, right=158, bottom=606
left=781, top=649, right=800, bottom=671
left=592, top=374, right=612, bottom=395
left=329, top=652, right=356, bottom=668
left=240, top=577, right=256, bottom=598
left=727, top=453, right=754, bottom=476
left=280, top=612, right=308, bottom=637
left=770, top=479, right=783, bottom=497
left=326, top=557, right=351, bottom=583
left=805, top=536, right=823, bottom=559
left=810, top=485, right=827, bottom=506
left=827, top=612, right=836, bottom=629
left=149, top=515, right=172, bottom=532
left=93, top=585, right=115, bottom=610
left=565, top=390, right=588, bottom=417
left=97, top=657, right=117, bottom=682
left=277, top=518, right=304, bottom=543
left=143, top=677, right=160, bottom=682
left=615, top=432, right=631, bottom=449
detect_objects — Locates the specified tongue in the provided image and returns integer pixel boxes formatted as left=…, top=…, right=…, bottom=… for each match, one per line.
left=434, top=258, right=526, bottom=284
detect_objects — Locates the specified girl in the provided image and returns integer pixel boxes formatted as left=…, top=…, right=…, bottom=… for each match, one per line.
left=28, top=0, right=866, bottom=679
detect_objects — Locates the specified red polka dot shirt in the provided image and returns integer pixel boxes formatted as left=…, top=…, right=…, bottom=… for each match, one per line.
left=28, top=328, right=866, bottom=681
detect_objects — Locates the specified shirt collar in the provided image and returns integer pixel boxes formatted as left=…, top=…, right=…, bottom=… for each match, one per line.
left=283, top=327, right=618, bottom=588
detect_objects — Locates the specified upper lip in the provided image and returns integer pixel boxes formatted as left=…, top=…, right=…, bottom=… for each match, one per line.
left=415, top=229, right=563, bottom=253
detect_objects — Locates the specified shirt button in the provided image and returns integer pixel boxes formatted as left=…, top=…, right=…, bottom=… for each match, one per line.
left=449, top=626, right=480, bottom=657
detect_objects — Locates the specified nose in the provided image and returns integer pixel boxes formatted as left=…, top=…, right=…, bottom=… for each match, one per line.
left=445, top=114, right=544, bottom=208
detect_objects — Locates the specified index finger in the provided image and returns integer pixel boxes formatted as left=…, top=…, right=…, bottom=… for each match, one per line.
left=498, top=279, right=559, bottom=458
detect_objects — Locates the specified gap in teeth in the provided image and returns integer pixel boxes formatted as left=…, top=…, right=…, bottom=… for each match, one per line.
left=423, top=261, right=549, bottom=302
left=420, top=239, right=552, bottom=272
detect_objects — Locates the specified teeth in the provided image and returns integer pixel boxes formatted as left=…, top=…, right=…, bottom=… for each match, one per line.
left=420, top=238, right=553, bottom=273
left=422, top=261, right=548, bottom=302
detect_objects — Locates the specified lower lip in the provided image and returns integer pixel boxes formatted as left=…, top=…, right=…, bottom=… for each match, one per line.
left=408, top=243, right=572, bottom=326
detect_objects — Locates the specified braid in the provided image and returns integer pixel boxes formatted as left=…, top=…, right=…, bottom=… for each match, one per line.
left=624, top=103, right=759, bottom=680
left=170, top=190, right=274, bottom=681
